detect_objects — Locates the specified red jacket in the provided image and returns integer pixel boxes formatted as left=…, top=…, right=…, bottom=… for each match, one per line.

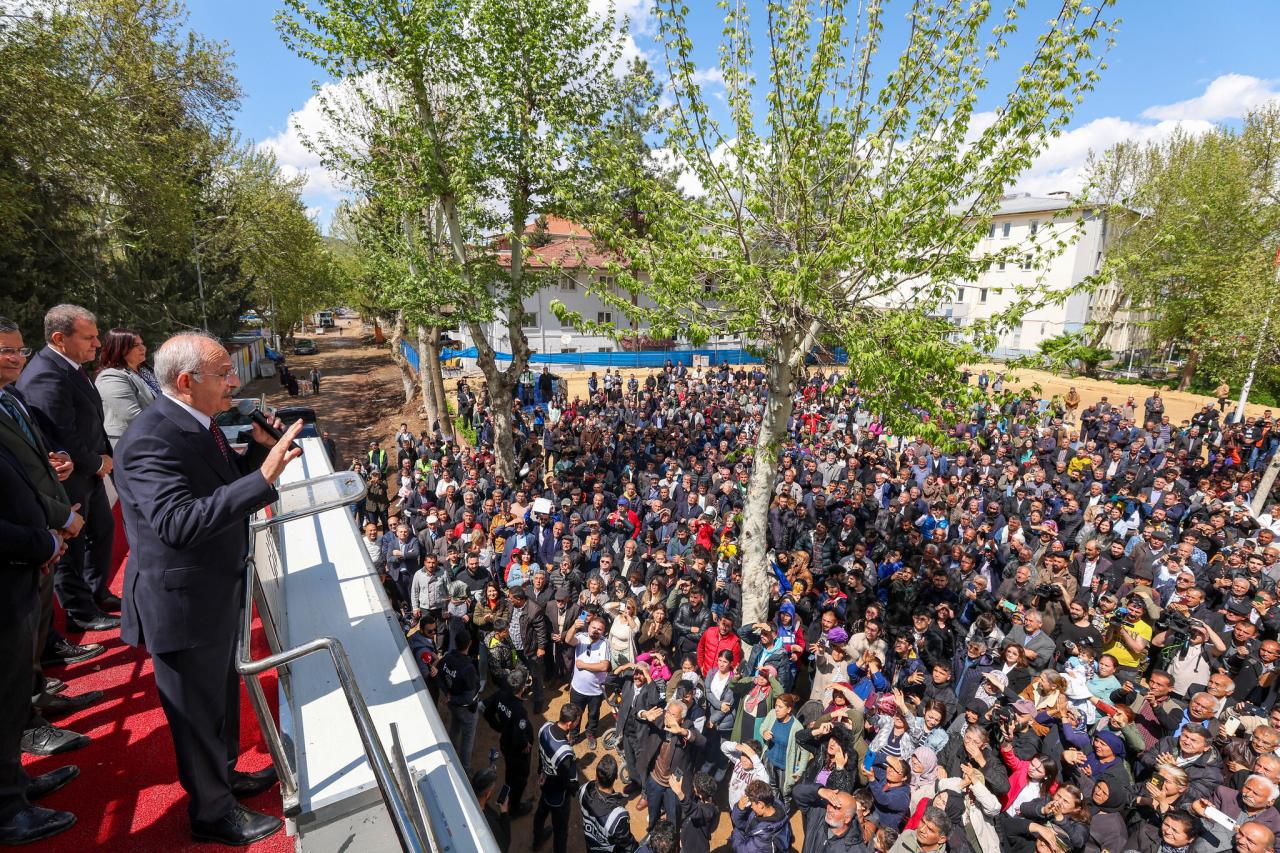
left=697, top=627, right=743, bottom=676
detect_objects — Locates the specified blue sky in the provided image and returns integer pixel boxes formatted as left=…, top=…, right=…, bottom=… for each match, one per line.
left=186, top=0, right=1280, bottom=229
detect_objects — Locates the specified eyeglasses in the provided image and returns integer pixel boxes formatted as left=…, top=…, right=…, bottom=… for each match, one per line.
left=0, top=347, right=32, bottom=358
left=191, top=369, right=236, bottom=382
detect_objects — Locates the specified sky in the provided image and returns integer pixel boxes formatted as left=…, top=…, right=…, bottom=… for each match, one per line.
left=183, top=0, right=1280, bottom=230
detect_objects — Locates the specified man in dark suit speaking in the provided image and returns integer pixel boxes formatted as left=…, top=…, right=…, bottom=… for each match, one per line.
left=115, top=332, right=302, bottom=846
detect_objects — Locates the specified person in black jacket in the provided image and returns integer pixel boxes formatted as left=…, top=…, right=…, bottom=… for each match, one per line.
left=533, top=703, right=582, bottom=853
left=579, top=755, right=635, bottom=853
left=441, top=633, right=481, bottom=774
left=674, top=771, right=718, bottom=853
left=0, top=442, right=78, bottom=845
left=481, top=666, right=535, bottom=816
left=673, top=585, right=712, bottom=661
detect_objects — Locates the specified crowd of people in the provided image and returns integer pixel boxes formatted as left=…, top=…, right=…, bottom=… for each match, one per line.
left=351, top=357, right=1280, bottom=853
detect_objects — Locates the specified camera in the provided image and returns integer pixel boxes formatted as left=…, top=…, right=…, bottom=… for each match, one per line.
left=1163, top=611, right=1194, bottom=646
left=1034, top=584, right=1060, bottom=601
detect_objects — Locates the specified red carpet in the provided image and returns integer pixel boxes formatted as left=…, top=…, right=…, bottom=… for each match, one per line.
left=23, top=504, right=290, bottom=852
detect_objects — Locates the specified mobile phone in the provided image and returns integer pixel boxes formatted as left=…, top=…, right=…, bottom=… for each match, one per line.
left=496, top=784, right=510, bottom=806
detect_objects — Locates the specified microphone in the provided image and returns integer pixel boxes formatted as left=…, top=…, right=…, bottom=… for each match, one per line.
left=250, top=409, right=283, bottom=441
left=241, top=401, right=294, bottom=452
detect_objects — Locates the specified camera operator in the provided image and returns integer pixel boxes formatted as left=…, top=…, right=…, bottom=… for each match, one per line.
left=1150, top=611, right=1225, bottom=699
left=1101, top=595, right=1152, bottom=683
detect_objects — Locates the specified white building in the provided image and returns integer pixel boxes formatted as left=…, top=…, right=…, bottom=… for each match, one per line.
left=926, top=192, right=1145, bottom=357
left=459, top=216, right=742, bottom=358
left=460, top=201, right=1142, bottom=363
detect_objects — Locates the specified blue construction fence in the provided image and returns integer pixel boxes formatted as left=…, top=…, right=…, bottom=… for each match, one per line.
left=400, top=340, right=772, bottom=370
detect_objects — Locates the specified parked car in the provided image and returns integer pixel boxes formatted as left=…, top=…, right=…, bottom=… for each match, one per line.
left=292, top=338, right=318, bottom=355
left=274, top=406, right=320, bottom=439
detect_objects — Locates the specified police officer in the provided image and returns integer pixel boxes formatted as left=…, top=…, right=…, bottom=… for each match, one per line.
left=531, top=703, right=581, bottom=853
left=440, top=633, right=480, bottom=775
left=579, top=754, right=635, bottom=853
left=481, top=666, right=534, bottom=816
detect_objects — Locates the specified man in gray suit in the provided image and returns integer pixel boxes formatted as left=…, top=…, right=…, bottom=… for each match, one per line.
left=0, top=317, right=103, bottom=757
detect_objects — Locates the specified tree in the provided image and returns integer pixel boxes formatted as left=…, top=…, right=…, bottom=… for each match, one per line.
left=0, top=0, right=332, bottom=344
left=1020, top=330, right=1112, bottom=378
left=279, top=0, right=623, bottom=479
left=1088, top=104, right=1280, bottom=391
left=578, top=0, right=1117, bottom=624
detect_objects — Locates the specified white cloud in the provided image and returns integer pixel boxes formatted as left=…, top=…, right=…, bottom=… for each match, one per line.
left=589, top=0, right=654, bottom=72
left=690, top=67, right=724, bottom=87
left=1142, top=73, right=1280, bottom=122
left=258, top=81, right=351, bottom=203
left=1013, top=115, right=1214, bottom=196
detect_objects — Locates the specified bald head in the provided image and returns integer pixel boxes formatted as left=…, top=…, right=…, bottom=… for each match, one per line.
left=1237, top=821, right=1276, bottom=853
left=824, top=791, right=857, bottom=832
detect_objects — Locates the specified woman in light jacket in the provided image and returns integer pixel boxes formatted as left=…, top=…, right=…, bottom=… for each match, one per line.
left=94, top=328, right=158, bottom=446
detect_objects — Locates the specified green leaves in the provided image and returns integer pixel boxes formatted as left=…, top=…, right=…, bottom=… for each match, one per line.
left=1088, top=103, right=1280, bottom=390
left=0, top=0, right=332, bottom=343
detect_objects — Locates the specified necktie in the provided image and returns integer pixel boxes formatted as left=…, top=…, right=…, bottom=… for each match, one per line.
left=210, top=421, right=232, bottom=465
left=0, top=394, right=37, bottom=447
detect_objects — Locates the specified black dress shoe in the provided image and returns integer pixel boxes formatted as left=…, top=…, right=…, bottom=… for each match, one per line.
left=34, top=690, right=105, bottom=716
left=41, top=638, right=105, bottom=667
left=191, top=805, right=282, bottom=846
left=43, top=677, right=66, bottom=695
left=96, top=593, right=122, bottom=612
left=230, top=766, right=278, bottom=799
left=20, top=725, right=90, bottom=756
left=0, top=805, right=76, bottom=845
left=67, top=614, right=120, bottom=632
left=27, top=765, right=80, bottom=800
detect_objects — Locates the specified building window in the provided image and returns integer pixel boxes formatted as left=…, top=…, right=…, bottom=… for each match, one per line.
left=597, top=346, right=613, bottom=353
left=558, top=273, right=576, bottom=291
left=596, top=311, right=612, bottom=324
left=997, top=260, right=1006, bottom=271
left=1020, top=255, right=1032, bottom=271
left=560, top=347, right=577, bottom=354
left=979, top=288, right=988, bottom=303
left=1029, top=220, right=1038, bottom=236
left=598, top=275, right=616, bottom=291
left=1001, top=222, right=1011, bottom=238
left=520, top=311, right=538, bottom=328
left=987, top=223, right=996, bottom=239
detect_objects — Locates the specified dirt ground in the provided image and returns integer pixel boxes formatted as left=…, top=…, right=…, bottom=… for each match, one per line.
left=250, top=321, right=1270, bottom=851
left=237, top=319, right=433, bottom=466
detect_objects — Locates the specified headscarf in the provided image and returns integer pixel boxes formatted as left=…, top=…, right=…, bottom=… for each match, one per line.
left=744, top=665, right=778, bottom=717
left=909, top=746, right=939, bottom=794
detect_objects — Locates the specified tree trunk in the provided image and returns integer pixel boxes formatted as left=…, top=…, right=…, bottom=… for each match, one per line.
left=740, top=345, right=797, bottom=625
left=424, top=326, right=455, bottom=442
left=417, top=325, right=440, bottom=435
left=1253, top=451, right=1280, bottom=517
left=1177, top=349, right=1198, bottom=392
left=487, top=365, right=519, bottom=481
left=388, top=311, right=417, bottom=407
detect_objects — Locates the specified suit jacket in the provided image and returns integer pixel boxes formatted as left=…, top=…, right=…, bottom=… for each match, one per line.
left=115, top=395, right=275, bottom=654
left=94, top=366, right=157, bottom=439
left=0, top=386, right=73, bottom=525
left=16, top=347, right=110, bottom=496
left=0, top=440, right=59, bottom=574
